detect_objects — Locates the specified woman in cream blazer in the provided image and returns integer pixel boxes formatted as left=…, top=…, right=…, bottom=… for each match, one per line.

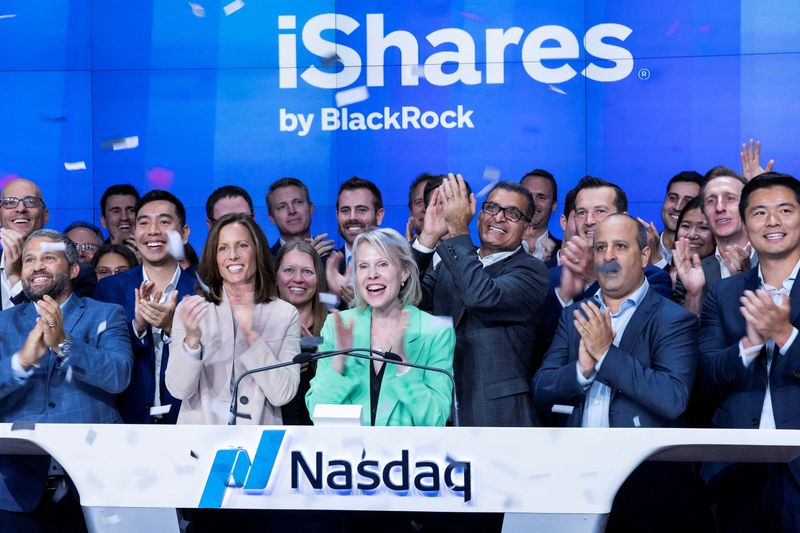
left=166, top=213, right=300, bottom=425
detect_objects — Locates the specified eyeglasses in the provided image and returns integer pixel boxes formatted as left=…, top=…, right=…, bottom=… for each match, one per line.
left=481, top=201, right=529, bottom=223
left=1, top=196, right=45, bottom=209
left=96, top=266, right=128, bottom=276
left=75, top=242, right=99, bottom=253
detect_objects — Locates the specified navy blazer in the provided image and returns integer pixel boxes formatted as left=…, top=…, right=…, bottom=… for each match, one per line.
left=0, top=295, right=132, bottom=512
left=93, top=265, right=197, bottom=424
left=533, top=287, right=698, bottom=427
left=416, top=235, right=549, bottom=427
left=699, top=267, right=800, bottom=430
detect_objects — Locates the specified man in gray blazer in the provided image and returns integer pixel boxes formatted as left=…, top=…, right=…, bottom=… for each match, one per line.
left=413, top=174, right=548, bottom=427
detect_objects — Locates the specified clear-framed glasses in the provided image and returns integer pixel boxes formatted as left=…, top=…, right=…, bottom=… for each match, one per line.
left=1, top=196, right=45, bottom=209
left=75, top=242, right=99, bottom=254
left=95, top=266, right=128, bottom=276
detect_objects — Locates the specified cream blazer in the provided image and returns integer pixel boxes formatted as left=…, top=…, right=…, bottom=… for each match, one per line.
left=166, top=291, right=301, bottom=425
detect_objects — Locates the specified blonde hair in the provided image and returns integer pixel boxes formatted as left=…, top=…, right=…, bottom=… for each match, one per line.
left=351, top=227, right=421, bottom=309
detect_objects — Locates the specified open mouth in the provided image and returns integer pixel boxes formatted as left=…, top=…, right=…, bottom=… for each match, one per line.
left=226, top=264, right=244, bottom=273
left=12, top=217, right=30, bottom=227
left=145, top=241, right=166, bottom=251
left=288, top=286, right=307, bottom=295
left=29, top=274, right=52, bottom=287
left=366, top=283, right=386, bottom=295
left=765, top=232, right=786, bottom=241
left=714, top=217, right=732, bottom=226
left=118, top=223, right=132, bottom=232
left=487, top=225, right=507, bottom=235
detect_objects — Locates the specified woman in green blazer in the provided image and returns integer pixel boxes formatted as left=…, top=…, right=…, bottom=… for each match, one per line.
left=306, top=228, right=455, bottom=426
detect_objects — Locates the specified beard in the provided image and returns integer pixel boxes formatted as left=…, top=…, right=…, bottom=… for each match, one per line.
left=22, top=270, right=71, bottom=302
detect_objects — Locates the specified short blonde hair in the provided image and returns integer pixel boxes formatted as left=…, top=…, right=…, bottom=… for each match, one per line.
left=351, top=228, right=421, bottom=309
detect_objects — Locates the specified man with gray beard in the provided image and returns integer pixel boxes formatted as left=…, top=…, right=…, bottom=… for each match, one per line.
left=0, top=229, right=131, bottom=528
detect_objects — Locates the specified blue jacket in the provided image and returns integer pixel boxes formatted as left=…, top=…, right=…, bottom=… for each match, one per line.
left=93, top=265, right=197, bottom=424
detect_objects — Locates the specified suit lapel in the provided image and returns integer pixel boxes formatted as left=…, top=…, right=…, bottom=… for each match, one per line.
left=617, top=288, right=659, bottom=355
left=790, top=271, right=800, bottom=326
left=60, top=295, right=84, bottom=336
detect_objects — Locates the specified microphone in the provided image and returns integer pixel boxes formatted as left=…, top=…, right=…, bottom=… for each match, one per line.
left=308, top=348, right=461, bottom=427
left=228, top=348, right=368, bottom=425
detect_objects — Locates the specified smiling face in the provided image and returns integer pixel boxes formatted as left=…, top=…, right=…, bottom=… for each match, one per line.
left=521, top=175, right=557, bottom=230
left=216, top=223, right=256, bottom=287
left=409, top=180, right=428, bottom=235
left=0, top=179, right=48, bottom=238
left=676, top=208, right=715, bottom=258
left=593, top=216, right=649, bottom=301
left=268, top=185, right=312, bottom=240
left=702, top=176, right=745, bottom=240
left=574, top=186, right=618, bottom=243
left=661, top=181, right=700, bottom=233
left=744, top=185, right=800, bottom=262
left=277, top=249, right=318, bottom=307
left=477, top=188, right=530, bottom=256
left=95, top=251, right=132, bottom=280
left=134, top=200, right=188, bottom=267
left=101, top=194, right=137, bottom=245
left=354, top=241, right=406, bottom=313
left=21, top=237, right=78, bottom=303
left=337, top=188, right=384, bottom=246
left=66, top=227, right=103, bottom=263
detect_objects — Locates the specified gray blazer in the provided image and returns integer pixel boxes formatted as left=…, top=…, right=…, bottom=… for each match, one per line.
left=415, top=235, right=549, bottom=427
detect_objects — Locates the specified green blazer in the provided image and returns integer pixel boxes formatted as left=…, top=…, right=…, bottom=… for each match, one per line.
left=305, top=305, right=455, bottom=426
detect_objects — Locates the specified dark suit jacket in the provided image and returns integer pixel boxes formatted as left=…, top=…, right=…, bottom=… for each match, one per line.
left=0, top=295, right=132, bottom=511
left=93, top=265, right=196, bottom=424
left=270, top=240, right=282, bottom=259
left=416, top=235, right=549, bottom=427
left=544, top=236, right=562, bottom=268
left=700, top=255, right=722, bottom=295
left=533, top=287, right=698, bottom=427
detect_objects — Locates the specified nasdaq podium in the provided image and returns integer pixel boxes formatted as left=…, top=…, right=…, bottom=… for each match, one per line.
left=2, top=424, right=800, bottom=533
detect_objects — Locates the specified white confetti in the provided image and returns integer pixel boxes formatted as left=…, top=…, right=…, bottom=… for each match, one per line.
left=64, top=161, right=86, bottom=171
left=318, top=292, right=340, bottom=308
left=0, top=14, right=17, bottom=20
left=96, top=320, right=107, bottom=335
left=209, top=400, right=231, bottom=422
left=111, top=136, right=139, bottom=151
left=548, top=84, right=567, bottom=95
left=430, top=315, right=454, bottom=329
left=149, top=404, right=172, bottom=416
left=551, top=404, right=574, bottom=415
left=195, top=271, right=211, bottom=293
left=39, top=242, right=67, bottom=253
left=633, top=415, right=641, bottom=428
left=188, top=2, right=205, bottom=17
left=223, top=0, right=244, bottom=16
left=167, top=230, right=185, bottom=261
left=51, top=479, right=68, bottom=503
left=335, top=85, right=369, bottom=107
left=65, top=365, right=73, bottom=383
left=476, top=181, right=496, bottom=198
left=101, top=514, right=120, bottom=525
left=85, top=427, right=97, bottom=445
left=482, top=166, right=501, bottom=181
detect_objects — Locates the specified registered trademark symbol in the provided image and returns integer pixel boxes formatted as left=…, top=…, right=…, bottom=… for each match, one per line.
left=638, top=68, right=651, bottom=80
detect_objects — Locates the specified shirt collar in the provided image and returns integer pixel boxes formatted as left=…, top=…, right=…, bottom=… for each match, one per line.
left=477, top=246, right=520, bottom=268
left=142, top=264, right=182, bottom=294
left=593, top=278, right=650, bottom=316
left=757, top=257, right=800, bottom=293
left=34, top=293, right=73, bottom=314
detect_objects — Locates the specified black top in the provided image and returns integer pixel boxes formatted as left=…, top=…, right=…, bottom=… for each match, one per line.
left=369, top=360, right=387, bottom=426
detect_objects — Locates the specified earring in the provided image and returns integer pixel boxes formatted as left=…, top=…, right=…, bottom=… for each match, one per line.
left=401, top=278, right=407, bottom=287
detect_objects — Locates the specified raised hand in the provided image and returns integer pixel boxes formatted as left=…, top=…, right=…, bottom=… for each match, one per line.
left=232, top=302, right=260, bottom=346
left=556, top=262, right=585, bottom=305
left=741, top=138, right=775, bottom=181
left=138, top=290, right=179, bottom=335
left=178, top=295, right=209, bottom=349
left=577, top=338, right=596, bottom=379
left=740, top=289, right=793, bottom=348
left=720, top=244, right=752, bottom=275
left=441, top=174, right=475, bottom=238
left=636, top=217, right=662, bottom=264
left=325, top=251, right=354, bottom=305
left=19, top=319, right=47, bottom=369
left=308, top=233, right=334, bottom=258
left=561, top=236, right=596, bottom=283
left=673, top=238, right=706, bottom=296
left=418, top=188, right=449, bottom=248
left=37, top=294, right=65, bottom=349
left=0, top=228, right=25, bottom=283
left=573, top=302, right=614, bottom=361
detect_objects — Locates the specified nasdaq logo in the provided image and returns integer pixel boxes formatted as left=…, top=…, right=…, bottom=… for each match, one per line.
left=199, top=430, right=286, bottom=508
left=278, top=13, right=634, bottom=89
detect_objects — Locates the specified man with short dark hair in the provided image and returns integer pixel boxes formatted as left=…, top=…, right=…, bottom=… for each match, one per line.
left=94, top=190, right=195, bottom=424
left=0, top=229, right=131, bottom=518
left=326, top=177, right=384, bottom=306
left=520, top=169, right=560, bottom=262
left=64, top=220, right=104, bottom=263
left=266, top=177, right=333, bottom=259
left=205, top=185, right=254, bottom=229
left=0, top=178, right=49, bottom=309
left=414, top=174, right=548, bottom=426
left=649, top=171, right=703, bottom=269
left=99, top=184, right=140, bottom=251
left=406, top=173, right=433, bottom=241
left=699, top=172, right=800, bottom=531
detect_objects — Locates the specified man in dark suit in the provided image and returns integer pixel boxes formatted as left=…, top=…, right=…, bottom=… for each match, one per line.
left=205, top=184, right=255, bottom=230
left=0, top=229, right=132, bottom=523
left=699, top=172, right=800, bottom=532
left=520, top=169, right=562, bottom=264
left=648, top=171, right=703, bottom=270
left=534, top=214, right=707, bottom=531
left=414, top=175, right=548, bottom=427
left=266, top=177, right=333, bottom=259
left=94, top=190, right=194, bottom=424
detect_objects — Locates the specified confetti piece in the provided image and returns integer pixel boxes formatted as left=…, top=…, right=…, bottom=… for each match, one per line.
left=548, top=85, right=567, bottom=95
left=167, top=230, right=186, bottom=261
left=65, top=365, right=73, bottom=383
left=665, top=19, right=680, bottom=37
left=460, top=11, right=483, bottom=21
left=430, top=315, right=454, bottom=329
left=195, top=271, right=211, bottom=293
left=321, top=53, right=340, bottom=67
left=223, top=0, right=244, bottom=16
left=149, top=404, right=172, bottom=416
left=111, top=136, right=139, bottom=151
left=64, top=161, right=86, bottom=171
left=11, top=421, right=35, bottom=431
left=190, top=450, right=199, bottom=459
left=335, top=85, right=369, bottom=107
left=85, top=427, right=97, bottom=445
left=38, top=114, right=66, bottom=122
left=633, top=415, right=641, bottom=427
left=319, top=292, right=340, bottom=308
left=40, top=242, right=67, bottom=252
left=101, top=514, right=121, bottom=525
left=51, top=479, right=69, bottom=503
left=0, top=14, right=17, bottom=20
left=476, top=181, right=497, bottom=198
left=551, top=404, right=574, bottom=415
left=188, top=2, right=205, bottom=17
left=146, top=166, right=175, bottom=188
left=482, top=166, right=501, bottom=181
left=96, top=321, right=107, bottom=335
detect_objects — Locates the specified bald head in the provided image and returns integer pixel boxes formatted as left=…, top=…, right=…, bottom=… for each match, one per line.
left=0, top=178, right=48, bottom=238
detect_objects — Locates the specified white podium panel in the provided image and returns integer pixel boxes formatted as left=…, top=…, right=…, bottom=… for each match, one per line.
left=1, top=424, right=800, bottom=533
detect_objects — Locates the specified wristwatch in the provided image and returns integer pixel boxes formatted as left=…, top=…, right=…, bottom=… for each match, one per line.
left=54, top=336, right=73, bottom=359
